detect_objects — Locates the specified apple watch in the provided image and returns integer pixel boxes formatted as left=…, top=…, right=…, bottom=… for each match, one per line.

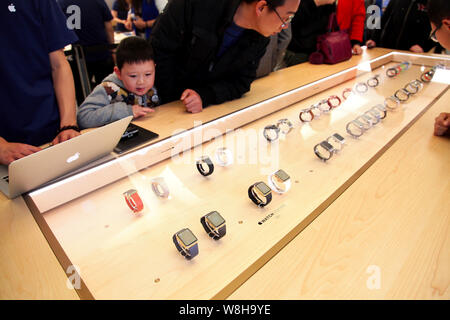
left=346, top=119, right=365, bottom=138
left=299, top=108, right=314, bottom=122
left=364, top=109, right=381, bottom=125
left=342, top=88, right=353, bottom=100
left=196, top=155, right=214, bottom=176
left=394, top=88, right=410, bottom=102
left=356, top=114, right=373, bottom=130
left=200, top=211, right=226, bottom=240
left=404, top=81, right=420, bottom=94
left=214, top=147, right=233, bottom=167
left=310, top=104, right=322, bottom=118
left=327, top=95, right=341, bottom=109
left=384, top=96, right=400, bottom=110
left=386, top=67, right=398, bottom=78
left=123, top=189, right=144, bottom=213
left=372, top=104, right=387, bottom=119
left=263, top=125, right=280, bottom=142
left=326, top=133, right=346, bottom=152
left=314, top=140, right=335, bottom=161
left=267, top=169, right=291, bottom=194
left=276, top=118, right=293, bottom=135
left=366, top=75, right=380, bottom=87
left=248, top=181, right=272, bottom=207
left=354, top=82, right=369, bottom=94
left=173, top=228, right=199, bottom=260
left=317, top=100, right=332, bottom=113
left=150, top=177, right=170, bottom=198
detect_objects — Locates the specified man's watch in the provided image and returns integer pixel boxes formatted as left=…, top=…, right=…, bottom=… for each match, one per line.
left=248, top=181, right=272, bottom=207
left=173, top=228, right=199, bottom=260
left=201, top=211, right=226, bottom=240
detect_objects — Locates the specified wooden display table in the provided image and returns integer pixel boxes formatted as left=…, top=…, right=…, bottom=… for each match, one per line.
left=0, top=48, right=448, bottom=299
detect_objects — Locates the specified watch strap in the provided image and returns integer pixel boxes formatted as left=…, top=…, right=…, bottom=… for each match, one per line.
left=200, top=216, right=226, bottom=240
left=172, top=233, right=198, bottom=260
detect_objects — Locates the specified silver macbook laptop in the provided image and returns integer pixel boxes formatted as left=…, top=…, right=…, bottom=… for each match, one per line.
left=0, top=116, right=132, bottom=199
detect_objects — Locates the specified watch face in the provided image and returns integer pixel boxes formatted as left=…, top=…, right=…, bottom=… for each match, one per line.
left=333, top=133, right=345, bottom=142
left=178, top=229, right=197, bottom=247
left=275, top=169, right=290, bottom=182
left=255, top=182, right=271, bottom=195
left=320, top=141, right=335, bottom=152
left=206, top=211, right=225, bottom=228
left=123, top=189, right=137, bottom=197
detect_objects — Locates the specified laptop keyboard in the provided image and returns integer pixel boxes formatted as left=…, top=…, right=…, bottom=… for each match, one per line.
left=2, top=175, right=9, bottom=184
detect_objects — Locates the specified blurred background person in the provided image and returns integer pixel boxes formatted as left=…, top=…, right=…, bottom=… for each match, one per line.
left=58, top=0, right=115, bottom=104
left=111, top=0, right=132, bottom=32
left=365, top=0, right=442, bottom=53
left=285, top=0, right=365, bottom=67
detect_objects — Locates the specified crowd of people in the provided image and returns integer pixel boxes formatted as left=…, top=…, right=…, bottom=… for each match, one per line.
left=0, top=0, right=449, bottom=166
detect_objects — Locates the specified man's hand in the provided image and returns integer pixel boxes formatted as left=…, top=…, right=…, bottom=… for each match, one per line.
left=409, top=44, right=424, bottom=53
left=132, top=105, right=155, bottom=119
left=134, top=17, right=147, bottom=29
left=0, top=139, right=41, bottom=165
left=365, top=40, right=376, bottom=48
left=52, top=129, right=80, bottom=145
left=434, top=112, right=450, bottom=136
left=181, top=89, right=203, bottom=113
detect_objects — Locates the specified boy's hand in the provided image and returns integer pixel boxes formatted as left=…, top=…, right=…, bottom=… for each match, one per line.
left=434, top=112, right=450, bottom=136
left=132, top=104, right=155, bottom=119
left=180, top=89, right=203, bottom=113
left=0, top=140, right=41, bottom=165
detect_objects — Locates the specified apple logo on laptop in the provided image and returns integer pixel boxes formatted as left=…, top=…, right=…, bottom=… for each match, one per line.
left=8, top=3, right=16, bottom=12
left=66, top=152, right=80, bottom=164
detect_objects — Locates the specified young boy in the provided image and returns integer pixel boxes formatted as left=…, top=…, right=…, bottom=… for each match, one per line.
left=77, top=36, right=160, bottom=129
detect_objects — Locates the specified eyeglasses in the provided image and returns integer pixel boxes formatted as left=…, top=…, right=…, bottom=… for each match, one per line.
left=429, top=23, right=441, bottom=42
left=270, top=5, right=294, bottom=28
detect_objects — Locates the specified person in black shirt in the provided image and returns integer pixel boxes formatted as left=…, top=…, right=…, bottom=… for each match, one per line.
left=366, top=0, right=436, bottom=53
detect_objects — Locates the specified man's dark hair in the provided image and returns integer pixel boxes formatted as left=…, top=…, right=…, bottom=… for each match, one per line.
left=116, top=36, right=154, bottom=70
left=241, top=0, right=286, bottom=10
left=427, top=0, right=450, bottom=25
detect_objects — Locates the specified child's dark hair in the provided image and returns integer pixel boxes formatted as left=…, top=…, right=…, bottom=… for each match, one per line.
left=116, top=36, right=154, bottom=70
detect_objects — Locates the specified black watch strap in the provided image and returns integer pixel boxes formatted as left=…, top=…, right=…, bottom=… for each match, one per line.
left=248, top=184, right=272, bottom=207
left=57, top=125, right=80, bottom=134
left=196, top=157, right=214, bottom=176
left=200, top=216, right=226, bottom=240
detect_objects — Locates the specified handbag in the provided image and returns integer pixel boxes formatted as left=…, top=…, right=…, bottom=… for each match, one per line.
left=309, top=12, right=352, bottom=65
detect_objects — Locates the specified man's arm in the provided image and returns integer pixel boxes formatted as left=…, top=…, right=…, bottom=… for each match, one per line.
left=49, top=49, right=80, bottom=144
left=0, top=137, right=41, bottom=166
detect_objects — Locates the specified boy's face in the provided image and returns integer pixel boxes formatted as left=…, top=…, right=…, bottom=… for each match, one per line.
left=114, top=60, right=155, bottom=96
